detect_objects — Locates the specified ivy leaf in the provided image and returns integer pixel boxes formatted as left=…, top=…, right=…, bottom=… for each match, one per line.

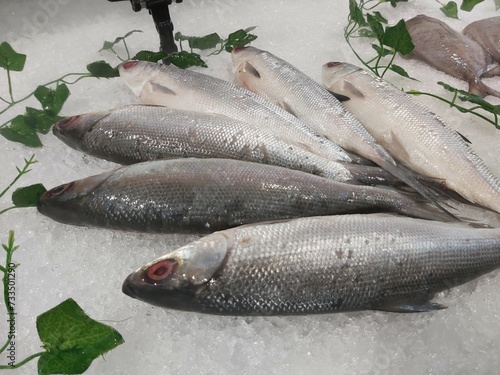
left=0, top=115, right=41, bottom=148
left=24, top=107, right=61, bottom=134
left=349, top=0, right=366, bottom=25
left=87, top=61, right=119, bottom=78
left=372, top=44, right=393, bottom=57
left=372, top=11, right=388, bottom=24
left=224, top=28, right=258, bottom=52
left=438, top=81, right=500, bottom=113
left=34, top=84, right=70, bottom=115
left=389, top=64, right=416, bottom=79
left=358, top=28, right=375, bottom=38
left=0, top=42, right=27, bottom=72
left=99, top=30, right=142, bottom=51
left=12, top=183, right=47, bottom=207
left=132, top=50, right=168, bottom=62
left=460, top=0, right=485, bottom=11
left=495, top=0, right=500, bottom=10
left=37, top=299, right=124, bottom=375
left=383, top=19, right=415, bottom=56
left=175, top=32, right=222, bottom=50
left=367, top=14, right=385, bottom=43
left=168, top=51, right=207, bottom=69
left=440, top=1, right=459, bottom=18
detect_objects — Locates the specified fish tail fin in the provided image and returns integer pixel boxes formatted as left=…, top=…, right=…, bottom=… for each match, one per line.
left=481, top=65, right=500, bottom=79
left=469, top=80, right=500, bottom=98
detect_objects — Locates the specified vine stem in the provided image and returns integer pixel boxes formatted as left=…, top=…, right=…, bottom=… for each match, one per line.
left=0, top=155, right=36, bottom=200
left=0, top=352, right=44, bottom=369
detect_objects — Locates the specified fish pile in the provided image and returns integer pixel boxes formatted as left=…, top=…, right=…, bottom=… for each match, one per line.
left=39, top=43, right=500, bottom=316
left=405, top=15, right=500, bottom=98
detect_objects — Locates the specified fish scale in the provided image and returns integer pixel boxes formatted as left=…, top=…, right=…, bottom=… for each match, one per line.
left=321, top=62, right=500, bottom=214
left=123, top=214, right=500, bottom=315
left=37, top=158, right=451, bottom=233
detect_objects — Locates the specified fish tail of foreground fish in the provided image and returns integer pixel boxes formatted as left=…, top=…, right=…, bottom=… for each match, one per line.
left=373, top=157, right=461, bottom=221
left=470, top=79, right=500, bottom=98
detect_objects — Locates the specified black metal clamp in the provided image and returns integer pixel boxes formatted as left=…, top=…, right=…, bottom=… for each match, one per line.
left=108, top=0, right=182, bottom=59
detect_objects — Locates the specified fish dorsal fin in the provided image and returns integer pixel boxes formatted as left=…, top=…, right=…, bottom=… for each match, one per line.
left=145, top=81, right=177, bottom=96
left=327, top=90, right=351, bottom=102
left=342, top=80, right=365, bottom=99
left=241, top=61, right=261, bottom=79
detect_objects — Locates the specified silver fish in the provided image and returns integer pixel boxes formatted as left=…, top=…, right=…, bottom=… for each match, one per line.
left=122, top=213, right=500, bottom=315
left=118, top=61, right=361, bottom=164
left=52, top=105, right=392, bottom=185
left=405, top=15, right=499, bottom=97
left=37, top=159, right=450, bottom=233
left=463, top=16, right=500, bottom=78
left=321, top=62, right=500, bottom=214
left=231, top=46, right=453, bottom=215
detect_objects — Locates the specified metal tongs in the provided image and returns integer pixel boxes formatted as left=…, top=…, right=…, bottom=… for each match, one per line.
left=108, top=0, right=182, bottom=61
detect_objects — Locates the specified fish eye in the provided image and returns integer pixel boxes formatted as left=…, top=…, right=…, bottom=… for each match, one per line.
left=48, top=182, right=74, bottom=197
left=122, top=61, right=139, bottom=70
left=56, top=116, right=80, bottom=129
left=143, top=258, right=178, bottom=284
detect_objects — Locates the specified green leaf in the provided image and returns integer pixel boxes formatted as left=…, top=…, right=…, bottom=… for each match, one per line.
left=0, top=115, right=41, bottom=147
left=460, top=0, right=485, bottom=11
left=12, top=183, right=46, bottom=207
left=372, top=11, right=388, bottom=24
left=24, top=107, right=61, bottom=134
left=358, top=28, right=375, bottom=38
left=495, top=0, right=500, bottom=10
left=440, top=1, right=459, bottom=18
left=224, top=29, right=258, bottom=52
left=168, top=51, right=207, bottom=69
left=175, top=32, right=222, bottom=50
left=132, top=50, right=168, bottom=62
left=349, top=0, right=366, bottom=25
left=383, top=19, right=415, bottom=55
left=99, top=30, right=142, bottom=51
left=371, top=44, right=393, bottom=57
left=388, top=0, right=409, bottom=6
left=87, top=61, right=119, bottom=78
left=34, top=84, right=70, bottom=115
left=37, top=299, right=124, bottom=375
left=367, top=14, right=385, bottom=43
left=0, top=42, right=27, bottom=72
left=438, top=81, right=500, bottom=112
left=389, top=64, right=414, bottom=79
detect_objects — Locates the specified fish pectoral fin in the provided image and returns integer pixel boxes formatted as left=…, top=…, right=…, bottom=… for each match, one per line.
left=381, top=131, right=411, bottom=163
left=146, top=81, right=177, bottom=96
left=240, top=61, right=261, bottom=79
left=342, top=80, right=365, bottom=99
left=377, top=301, right=447, bottom=313
left=456, top=131, right=471, bottom=144
left=326, top=90, right=351, bottom=102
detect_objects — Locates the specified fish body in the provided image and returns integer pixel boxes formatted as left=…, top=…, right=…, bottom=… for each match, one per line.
left=52, top=105, right=389, bottom=184
left=321, top=62, right=500, bottom=214
left=37, top=159, right=449, bottom=233
left=405, top=15, right=499, bottom=97
left=122, top=214, right=500, bottom=315
left=463, top=16, right=500, bottom=78
left=118, top=61, right=358, bottom=164
left=231, top=47, right=453, bottom=213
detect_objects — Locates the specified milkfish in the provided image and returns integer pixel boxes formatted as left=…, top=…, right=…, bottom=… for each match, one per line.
left=231, top=46, right=453, bottom=215
left=463, top=16, right=500, bottom=78
left=405, top=15, right=500, bottom=98
left=117, top=60, right=363, bottom=165
left=321, top=62, right=500, bottom=215
left=37, top=159, right=450, bottom=233
left=52, top=105, right=394, bottom=185
left=122, top=213, right=500, bottom=315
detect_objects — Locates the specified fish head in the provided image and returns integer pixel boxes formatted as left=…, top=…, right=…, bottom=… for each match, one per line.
left=37, top=170, right=114, bottom=225
left=122, top=232, right=231, bottom=311
left=118, top=60, right=161, bottom=97
left=53, top=111, right=110, bottom=151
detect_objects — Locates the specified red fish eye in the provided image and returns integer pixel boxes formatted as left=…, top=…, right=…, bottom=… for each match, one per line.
left=144, top=259, right=178, bottom=284
left=56, top=116, right=80, bottom=129
left=48, top=182, right=74, bottom=197
left=122, top=61, right=139, bottom=70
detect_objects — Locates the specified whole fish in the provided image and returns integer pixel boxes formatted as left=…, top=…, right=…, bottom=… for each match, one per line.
left=122, top=213, right=500, bottom=315
left=231, top=46, right=453, bottom=215
left=52, top=105, right=393, bottom=185
left=405, top=15, right=499, bottom=98
left=463, top=17, right=500, bottom=78
left=117, top=60, right=364, bottom=165
left=37, top=159, right=450, bottom=233
left=321, top=62, right=500, bottom=214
